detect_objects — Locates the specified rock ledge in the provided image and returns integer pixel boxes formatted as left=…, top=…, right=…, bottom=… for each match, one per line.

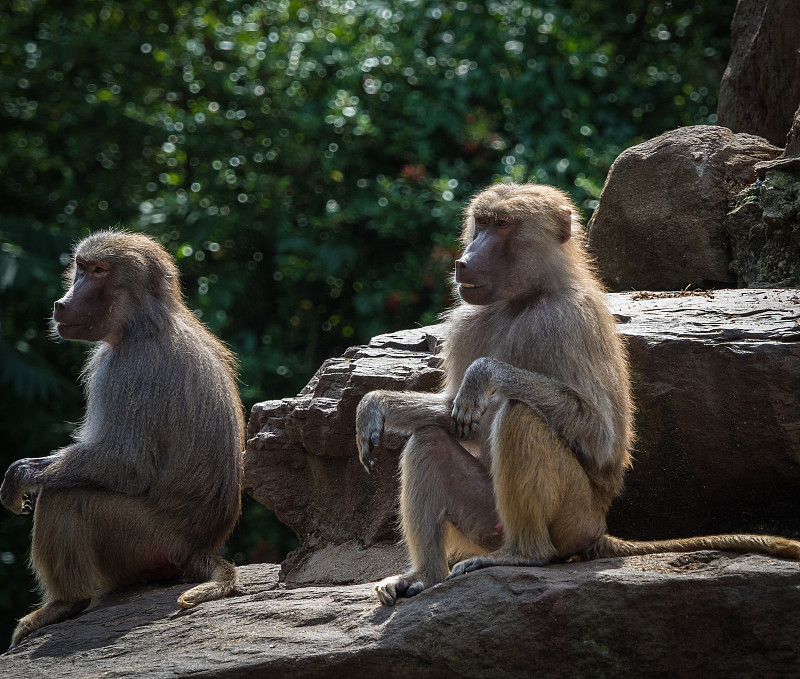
left=3, top=553, right=799, bottom=678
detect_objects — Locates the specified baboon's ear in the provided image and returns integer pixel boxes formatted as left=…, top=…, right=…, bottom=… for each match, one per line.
left=558, top=209, right=572, bottom=244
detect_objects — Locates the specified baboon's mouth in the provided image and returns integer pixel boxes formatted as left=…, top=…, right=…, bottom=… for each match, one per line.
left=54, top=322, right=82, bottom=333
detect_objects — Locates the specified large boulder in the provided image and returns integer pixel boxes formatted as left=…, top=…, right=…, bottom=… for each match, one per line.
left=717, top=0, right=800, bottom=147
left=244, top=289, right=800, bottom=584
left=585, top=126, right=780, bottom=292
left=3, top=555, right=799, bottom=678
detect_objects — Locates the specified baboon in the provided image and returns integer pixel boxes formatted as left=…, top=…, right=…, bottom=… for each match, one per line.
left=356, top=182, right=800, bottom=606
left=1, top=230, right=245, bottom=645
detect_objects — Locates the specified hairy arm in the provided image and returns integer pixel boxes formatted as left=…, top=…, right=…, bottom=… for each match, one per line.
left=0, top=439, right=155, bottom=515
left=355, top=389, right=452, bottom=472
left=451, top=357, right=616, bottom=466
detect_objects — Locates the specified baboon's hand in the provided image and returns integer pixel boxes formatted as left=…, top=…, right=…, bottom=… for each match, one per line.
left=355, top=394, right=384, bottom=473
left=451, top=358, right=492, bottom=440
left=1, top=460, right=30, bottom=515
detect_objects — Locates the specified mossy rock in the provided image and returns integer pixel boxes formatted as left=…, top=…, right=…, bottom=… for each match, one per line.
left=727, top=169, right=800, bottom=287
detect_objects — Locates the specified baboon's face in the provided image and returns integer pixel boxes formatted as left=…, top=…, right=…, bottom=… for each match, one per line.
left=454, top=213, right=518, bottom=305
left=53, top=256, right=119, bottom=343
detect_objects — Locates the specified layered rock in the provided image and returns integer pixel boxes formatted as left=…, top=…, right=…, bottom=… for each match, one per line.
left=244, top=328, right=445, bottom=583
left=244, top=289, right=800, bottom=585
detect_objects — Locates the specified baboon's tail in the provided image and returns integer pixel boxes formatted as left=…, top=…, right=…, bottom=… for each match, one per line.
left=588, top=533, right=800, bottom=560
left=177, top=553, right=237, bottom=609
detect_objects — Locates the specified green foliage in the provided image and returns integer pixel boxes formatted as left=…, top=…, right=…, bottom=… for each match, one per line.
left=0, top=0, right=735, bottom=645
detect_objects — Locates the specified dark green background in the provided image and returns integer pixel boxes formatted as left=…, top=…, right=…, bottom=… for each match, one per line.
left=0, top=0, right=736, bottom=646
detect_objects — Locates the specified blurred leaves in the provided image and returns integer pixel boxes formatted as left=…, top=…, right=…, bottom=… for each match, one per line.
left=0, top=0, right=736, bottom=644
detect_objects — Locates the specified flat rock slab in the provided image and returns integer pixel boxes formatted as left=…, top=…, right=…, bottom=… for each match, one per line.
left=610, top=287, right=800, bottom=342
left=3, top=554, right=799, bottom=678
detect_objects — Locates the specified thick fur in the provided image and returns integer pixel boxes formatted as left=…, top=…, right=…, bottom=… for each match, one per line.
left=2, top=231, right=244, bottom=645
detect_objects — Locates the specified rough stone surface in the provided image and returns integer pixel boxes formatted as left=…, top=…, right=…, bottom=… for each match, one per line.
left=585, top=126, right=781, bottom=292
left=4, top=555, right=800, bottom=678
left=726, top=170, right=800, bottom=287
left=756, top=103, right=800, bottom=176
left=717, top=0, right=800, bottom=147
left=245, top=327, right=445, bottom=584
left=245, top=290, right=800, bottom=586
left=727, top=107, right=800, bottom=287
left=607, top=289, right=800, bottom=539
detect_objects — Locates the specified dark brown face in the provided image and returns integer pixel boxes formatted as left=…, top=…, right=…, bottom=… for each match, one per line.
left=53, top=256, right=118, bottom=343
left=454, top=214, right=516, bottom=305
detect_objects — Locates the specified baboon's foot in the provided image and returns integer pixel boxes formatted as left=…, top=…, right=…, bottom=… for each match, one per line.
left=374, top=573, right=430, bottom=606
left=178, top=581, right=233, bottom=609
left=447, top=551, right=550, bottom=580
left=177, top=556, right=236, bottom=609
left=10, top=598, right=91, bottom=647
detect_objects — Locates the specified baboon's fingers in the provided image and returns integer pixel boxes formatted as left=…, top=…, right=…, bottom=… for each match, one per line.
left=446, top=556, right=487, bottom=579
left=450, top=402, right=480, bottom=440
left=449, top=404, right=464, bottom=438
left=359, top=449, right=374, bottom=473
left=10, top=618, right=36, bottom=647
left=357, top=435, right=376, bottom=473
left=451, top=383, right=491, bottom=439
left=20, top=493, right=34, bottom=514
left=375, top=581, right=397, bottom=606
left=356, top=413, right=383, bottom=473
left=178, top=558, right=236, bottom=609
left=464, top=408, right=481, bottom=437
left=375, top=575, right=421, bottom=606
left=10, top=599, right=91, bottom=646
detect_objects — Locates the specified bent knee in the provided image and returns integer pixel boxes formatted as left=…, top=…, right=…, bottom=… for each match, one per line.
left=405, top=425, right=453, bottom=455
left=401, top=425, right=474, bottom=476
